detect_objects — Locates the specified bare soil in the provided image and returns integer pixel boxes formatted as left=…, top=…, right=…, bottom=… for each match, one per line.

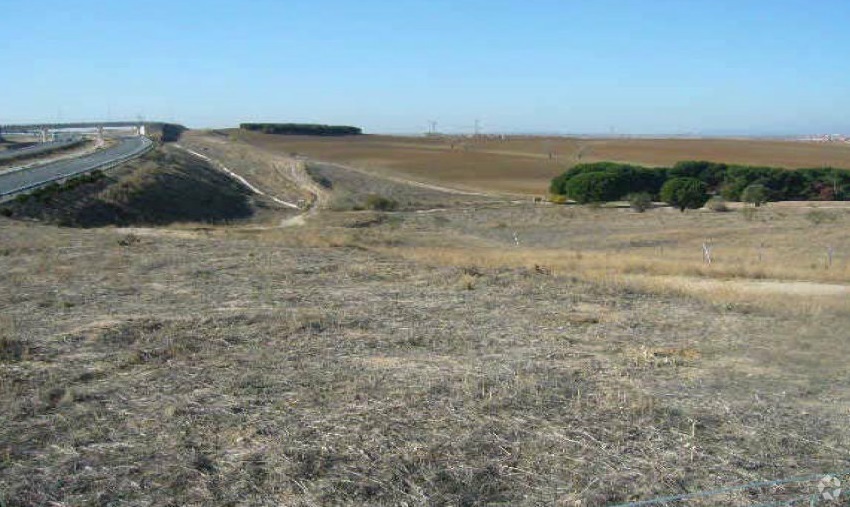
left=226, top=130, right=850, bottom=195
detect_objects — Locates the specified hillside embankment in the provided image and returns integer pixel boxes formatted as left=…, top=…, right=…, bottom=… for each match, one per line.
left=1, top=147, right=263, bottom=227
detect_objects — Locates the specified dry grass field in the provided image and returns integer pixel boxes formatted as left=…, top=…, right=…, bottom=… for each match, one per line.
left=225, top=129, right=850, bottom=196
left=2, top=134, right=849, bottom=505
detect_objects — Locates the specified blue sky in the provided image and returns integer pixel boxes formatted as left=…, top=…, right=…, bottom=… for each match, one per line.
left=1, top=0, right=849, bottom=135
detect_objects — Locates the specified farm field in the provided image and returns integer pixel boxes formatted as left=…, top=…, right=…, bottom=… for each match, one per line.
left=1, top=132, right=849, bottom=505
left=226, top=129, right=850, bottom=196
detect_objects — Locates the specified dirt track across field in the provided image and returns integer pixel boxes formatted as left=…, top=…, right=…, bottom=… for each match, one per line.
left=226, top=130, right=850, bottom=195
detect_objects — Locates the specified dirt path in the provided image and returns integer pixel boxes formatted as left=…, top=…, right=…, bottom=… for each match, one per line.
left=181, top=131, right=509, bottom=222
left=311, top=160, right=493, bottom=197
left=172, top=141, right=332, bottom=229
left=173, top=144, right=300, bottom=209
left=631, top=274, right=850, bottom=297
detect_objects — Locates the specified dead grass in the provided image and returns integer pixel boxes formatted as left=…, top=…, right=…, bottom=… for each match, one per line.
left=4, top=147, right=262, bottom=227
left=2, top=218, right=848, bottom=505
left=2, top=134, right=850, bottom=505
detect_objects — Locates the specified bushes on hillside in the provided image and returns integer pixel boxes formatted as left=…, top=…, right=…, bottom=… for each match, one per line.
left=364, top=194, right=399, bottom=211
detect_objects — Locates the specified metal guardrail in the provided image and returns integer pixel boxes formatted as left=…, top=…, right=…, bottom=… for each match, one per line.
left=0, top=137, right=154, bottom=202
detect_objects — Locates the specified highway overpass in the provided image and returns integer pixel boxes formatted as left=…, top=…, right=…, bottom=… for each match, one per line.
left=0, top=121, right=147, bottom=142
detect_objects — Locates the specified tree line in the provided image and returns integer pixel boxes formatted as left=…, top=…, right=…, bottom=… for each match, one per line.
left=550, top=160, right=850, bottom=209
left=240, top=123, right=363, bottom=136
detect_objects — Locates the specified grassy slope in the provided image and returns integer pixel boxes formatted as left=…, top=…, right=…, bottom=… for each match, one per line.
left=3, top=147, right=257, bottom=227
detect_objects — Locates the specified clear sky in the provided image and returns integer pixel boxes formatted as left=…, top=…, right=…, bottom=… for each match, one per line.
left=1, top=0, right=849, bottom=135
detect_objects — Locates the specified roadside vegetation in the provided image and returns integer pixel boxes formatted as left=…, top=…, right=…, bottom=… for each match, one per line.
left=2, top=148, right=255, bottom=227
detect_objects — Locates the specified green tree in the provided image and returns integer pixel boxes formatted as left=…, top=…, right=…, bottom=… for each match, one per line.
left=564, top=172, right=627, bottom=203
left=660, top=177, right=709, bottom=212
left=741, top=183, right=768, bottom=207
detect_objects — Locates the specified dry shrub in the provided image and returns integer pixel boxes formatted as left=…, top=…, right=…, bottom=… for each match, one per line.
left=625, top=346, right=701, bottom=368
left=0, top=336, right=28, bottom=361
left=707, top=196, right=729, bottom=212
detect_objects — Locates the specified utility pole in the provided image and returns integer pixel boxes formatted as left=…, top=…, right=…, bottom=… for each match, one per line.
left=474, top=118, right=481, bottom=137
left=428, top=120, right=437, bottom=135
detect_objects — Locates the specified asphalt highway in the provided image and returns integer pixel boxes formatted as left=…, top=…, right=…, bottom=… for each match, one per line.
left=0, top=139, right=82, bottom=163
left=0, top=136, right=152, bottom=197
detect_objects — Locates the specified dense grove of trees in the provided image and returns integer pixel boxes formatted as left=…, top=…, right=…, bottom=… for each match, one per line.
left=551, top=160, right=850, bottom=204
left=240, top=123, right=363, bottom=136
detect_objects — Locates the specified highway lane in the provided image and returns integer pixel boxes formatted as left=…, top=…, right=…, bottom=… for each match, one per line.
left=0, top=139, right=82, bottom=162
left=0, top=136, right=152, bottom=198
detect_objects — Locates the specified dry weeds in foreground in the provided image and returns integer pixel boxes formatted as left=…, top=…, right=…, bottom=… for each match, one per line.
left=2, top=215, right=848, bottom=505
left=2, top=136, right=850, bottom=505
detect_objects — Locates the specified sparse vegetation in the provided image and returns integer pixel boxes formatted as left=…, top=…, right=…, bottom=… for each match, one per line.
left=742, top=206, right=759, bottom=221
left=805, top=209, right=838, bottom=225
left=706, top=196, right=730, bottom=212
left=4, top=149, right=254, bottom=227
left=627, top=191, right=653, bottom=212
left=3, top=130, right=850, bottom=506
left=364, top=194, right=399, bottom=211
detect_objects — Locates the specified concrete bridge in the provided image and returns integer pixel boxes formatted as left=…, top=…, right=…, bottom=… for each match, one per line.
left=0, top=122, right=147, bottom=142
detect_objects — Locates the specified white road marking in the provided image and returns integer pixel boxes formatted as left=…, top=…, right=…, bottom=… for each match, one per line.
left=174, top=144, right=300, bottom=209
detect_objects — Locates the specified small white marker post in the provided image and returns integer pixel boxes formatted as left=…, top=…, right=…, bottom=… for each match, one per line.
left=702, top=241, right=712, bottom=266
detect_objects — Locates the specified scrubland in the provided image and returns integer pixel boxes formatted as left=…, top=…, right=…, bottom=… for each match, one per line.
left=1, top=133, right=849, bottom=506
